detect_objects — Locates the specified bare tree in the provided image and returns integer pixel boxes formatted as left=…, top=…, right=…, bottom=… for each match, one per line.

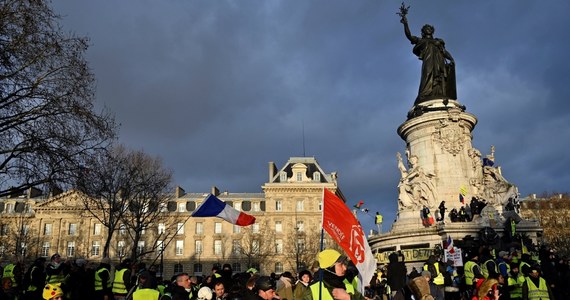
left=0, top=207, right=39, bottom=263
left=239, top=219, right=273, bottom=269
left=0, top=0, right=116, bottom=198
left=78, top=145, right=172, bottom=259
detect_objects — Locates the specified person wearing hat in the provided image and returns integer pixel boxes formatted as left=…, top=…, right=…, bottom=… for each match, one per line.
left=294, top=270, right=312, bottom=300
left=46, top=254, right=67, bottom=285
left=464, top=252, right=484, bottom=296
left=301, top=249, right=366, bottom=300
left=254, top=276, right=277, bottom=300
left=507, top=263, right=525, bottom=300
left=521, top=267, right=554, bottom=300
left=43, top=283, right=64, bottom=300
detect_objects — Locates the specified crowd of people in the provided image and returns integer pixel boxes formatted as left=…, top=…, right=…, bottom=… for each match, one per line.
left=370, top=245, right=569, bottom=300
left=1, top=245, right=568, bottom=300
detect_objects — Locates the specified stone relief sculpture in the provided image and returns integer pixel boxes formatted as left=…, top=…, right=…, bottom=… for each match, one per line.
left=398, top=3, right=457, bottom=105
left=397, top=152, right=438, bottom=210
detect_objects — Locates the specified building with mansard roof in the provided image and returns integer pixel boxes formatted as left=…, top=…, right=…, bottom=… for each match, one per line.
left=0, top=157, right=343, bottom=278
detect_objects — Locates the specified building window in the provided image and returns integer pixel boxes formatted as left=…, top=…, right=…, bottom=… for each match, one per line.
left=252, top=202, right=260, bottom=212
left=93, top=223, right=102, bottom=235
left=24, top=204, right=32, bottom=213
left=178, top=203, right=185, bottom=212
left=280, top=172, right=287, bottom=182
left=296, top=172, right=302, bottom=182
left=137, top=241, right=145, bottom=255
left=318, top=200, right=323, bottom=211
left=234, top=202, right=242, bottom=211
left=296, top=200, right=304, bottom=211
left=176, top=240, right=184, bottom=256
left=233, top=225, right=241, bottom=234
left=118, top=241, right=126, bottom=257
left=194, top=263, right=203, bottom=274
left=214, top=240, right=222, bottom=255
left=313, top=172, right=321, bottom=181
left=119, top=224, right=126, bottom=235
left=252, top=224, right=260, bottom=234
left=297, top=238, right=305, bottom=252
left=44, top=224, right=52, bottom=236
left=92, top=241, right=101, bottom=256
left=275, top=239, right=283, bottom=254
left=21, top=224, right=30, bottom=235
left=296, top=221, right=304, bottom=232
left=42, top=242, right=50, bottom=257
left=68, top=223, right=77, bottom=235
left=275, top=200, right=282, bottom=211
left=233, top=263, right=241, bottom=272
left=275, top=221, right=282, bottom=233
left=214, top=222, right=222, bottom=234
left=195, top=240, right=203, bottom=254
left=275, top=262, right=283, bottom=273
left=252, top=240, right=260, bottom=254
left=158, top=223, right=166, bottom=235
left=1, top=224, right=9, bottom=236
left=196, top=222, right=203, bottom=235
left=232, top=240, right=241, bottom=254
left=174, top=263, right=184, bottom=273
left=177, top=223, right=184, bottom=235
left=67, top=241, right=75, bottom=257
left=157, top=240, right=164, bottom=253
left=5, top=203, right=14, bottom=213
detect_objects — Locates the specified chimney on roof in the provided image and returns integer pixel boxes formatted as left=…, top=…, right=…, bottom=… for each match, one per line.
left=175, top=186, right=186, bottom=198
left=269, top=162, right=277, bottom=181
left=211, top=186, right=220, bottom=196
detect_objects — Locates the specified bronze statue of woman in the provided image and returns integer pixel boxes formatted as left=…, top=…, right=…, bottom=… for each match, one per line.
left=399, top=4, right=457, bottom=105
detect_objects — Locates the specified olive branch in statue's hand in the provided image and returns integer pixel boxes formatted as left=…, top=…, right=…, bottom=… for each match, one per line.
left=397, top=2, right=410, bottom=23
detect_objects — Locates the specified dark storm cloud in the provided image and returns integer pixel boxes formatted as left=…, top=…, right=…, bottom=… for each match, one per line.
left=52, top=1, right=570, bottom=230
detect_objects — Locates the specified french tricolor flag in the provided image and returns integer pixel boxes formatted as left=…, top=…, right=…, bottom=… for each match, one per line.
left=191, top=194, right=256, bottom=226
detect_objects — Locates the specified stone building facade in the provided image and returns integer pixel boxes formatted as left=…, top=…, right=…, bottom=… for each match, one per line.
left=0, top=157, right=342, bottom=278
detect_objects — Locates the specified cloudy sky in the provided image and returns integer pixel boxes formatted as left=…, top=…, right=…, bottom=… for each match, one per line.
left=52, top=1, right=570, bottom=231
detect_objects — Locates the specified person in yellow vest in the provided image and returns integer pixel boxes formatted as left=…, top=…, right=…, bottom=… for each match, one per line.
left=463, top=252, right=484, bottom=298
left=2, top=262, right=20, bottom=289
left=46, top=254, right=67, bottom=286
left=375, top=212, right=383, bottom=233
left=132, top=271, right=159, bottom=300
left=94, top=257, right=113, bottom=300
left=23, top=257, right=47, bottom=300
left=423, top=255, right=444, bottom=300
left=301, top=249, right=366, bottom=300
left=43, top=283, right=64, bottom=300
left=113, top=258, right=133, bottom=300
left=507, top=263, right=525, bottom=300
left=521, top=267, right=554, bottom=300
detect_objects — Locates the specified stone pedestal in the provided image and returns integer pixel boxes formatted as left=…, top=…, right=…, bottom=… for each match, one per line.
left=369, top=98, right=542, bottom=264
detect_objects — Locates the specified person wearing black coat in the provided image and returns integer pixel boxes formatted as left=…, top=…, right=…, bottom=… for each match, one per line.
left=387, top=252, right=408, bottom=298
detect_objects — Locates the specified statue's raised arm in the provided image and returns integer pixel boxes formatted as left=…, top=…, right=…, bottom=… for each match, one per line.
left=397, top=2, right=457, bottom=105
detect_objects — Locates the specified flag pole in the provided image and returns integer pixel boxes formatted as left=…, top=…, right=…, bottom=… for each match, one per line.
left=318, top=189, right=326, bottom=300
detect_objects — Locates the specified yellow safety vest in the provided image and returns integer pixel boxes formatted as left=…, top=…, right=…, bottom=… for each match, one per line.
left=133, top=288, right=160, bottom=300
left=481, top=259, right=497, bottom=278
left=95, top=268, right=111, bottom=291
left=507, top=274, right=525, bottom=299
left=464, top=261, right=477, bottom=286
left=526, top=277, right=549, bottom=300
left=113, top=268, right=129, bottom=294
left=310, top=278, right=355, bottom=300
left=423, top=262, right=444, bottom=285
left=2, top=264, right=17, bottom=287
left=46, top=266, right=66, bottom=285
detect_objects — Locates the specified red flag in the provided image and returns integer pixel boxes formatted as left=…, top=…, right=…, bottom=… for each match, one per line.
left=323, top=189, right=375, bottom=290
